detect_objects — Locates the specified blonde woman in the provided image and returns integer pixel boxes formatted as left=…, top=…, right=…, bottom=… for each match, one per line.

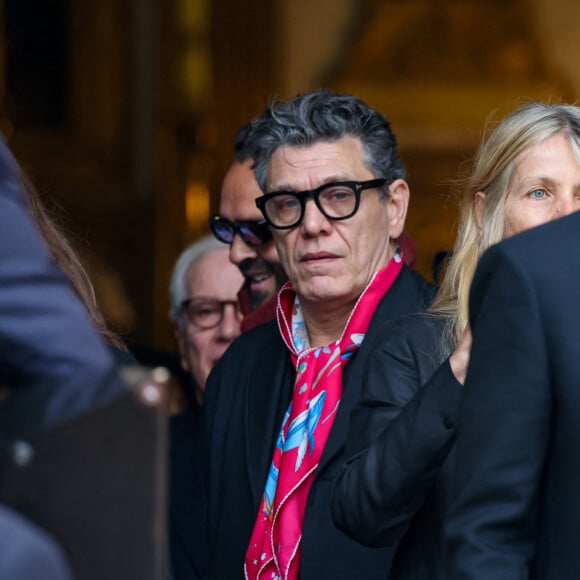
left=332, top=102, right=580, bottom=580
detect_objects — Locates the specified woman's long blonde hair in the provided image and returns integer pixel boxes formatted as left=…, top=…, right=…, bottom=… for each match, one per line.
left=431, top=101, right=580, bottom=349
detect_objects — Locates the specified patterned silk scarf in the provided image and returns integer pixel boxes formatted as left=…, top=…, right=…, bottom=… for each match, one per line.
left=244, top=254, right=404, bottom=580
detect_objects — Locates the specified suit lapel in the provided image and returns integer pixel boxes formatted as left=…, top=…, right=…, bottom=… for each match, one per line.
left=245, top=329, right=294, bottom=508
left=316, top=298, right=390, bottom=471
left=317, top=269, right=424, bottom=472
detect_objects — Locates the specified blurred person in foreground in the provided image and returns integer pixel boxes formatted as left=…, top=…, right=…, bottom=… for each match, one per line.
left=0, top=134, right=127, bottom=574
left=445, top=127, right=580, bottom=576
left=167, top=235, right=244, bottom=580
left=202, top=89, right=434, bottom=579
left=0, top=145, right=126, bottom=439
left=331, top=102, right=580, bottom=579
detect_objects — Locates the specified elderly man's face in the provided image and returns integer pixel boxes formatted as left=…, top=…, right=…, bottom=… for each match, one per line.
left=175, top=247, right=244, bottom=396
left=220, top=159, right=283, bottom=310
left=265, top=136, right=408, bottom=310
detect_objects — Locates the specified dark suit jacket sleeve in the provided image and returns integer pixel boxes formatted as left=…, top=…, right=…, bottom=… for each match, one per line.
left=0, top=145, right=125, bottom=438
left=445, top=244, right=551, bottom=580
left=332, top=316, right=461, bottom=547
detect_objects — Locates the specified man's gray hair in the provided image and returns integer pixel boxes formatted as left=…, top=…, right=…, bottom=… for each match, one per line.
left=246, top=88, right=406, bottom=192
left=168, top=234, right=226, bottom=323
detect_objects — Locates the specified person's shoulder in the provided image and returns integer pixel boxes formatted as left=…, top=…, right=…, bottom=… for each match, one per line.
left=397, top=311, right=446, bottom=336
left=205, top=319, right=283, bottom=408
left=233, top=318, right=280, bottom=351
left=0, top=143, right=23, bottom=204
left=212, top=319, right=281, bottom=371
left=492, top=212, right=580, bottom=266
left=369, top=266, right=437, bottom=344
left=364, top=313, right=447, bottom=381
left=373, top=312, right=446, bottom=353
left=108, top=345, right=138, bottom=366
left=470, top=217, right=579, bottom=312
left=240, top=317, right=280, bottom=339
left=0, top=176, right=25, bottom=213
left=398, top=266, right=437, bottom=305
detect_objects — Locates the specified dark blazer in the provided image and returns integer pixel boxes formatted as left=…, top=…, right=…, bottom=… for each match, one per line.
left=168, top=406, right=206, bottom=580
left=0, top=137, right=125, bottom=439
left=332, top=314, right=462, bottom=579
left=445, top=212, right=580, bottom=580
left=202, top=266, right=434, bottom=579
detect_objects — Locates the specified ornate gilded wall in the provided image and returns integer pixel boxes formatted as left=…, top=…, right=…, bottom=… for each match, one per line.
left=1, top=0, right=578, bottom=349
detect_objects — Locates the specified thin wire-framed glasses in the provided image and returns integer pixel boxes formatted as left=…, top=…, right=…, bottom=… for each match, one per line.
left=208, top=215, right=272, bottom=246
left=255, top=178, right=387, bottom=229
left=180, top=298, right=242, bottom=330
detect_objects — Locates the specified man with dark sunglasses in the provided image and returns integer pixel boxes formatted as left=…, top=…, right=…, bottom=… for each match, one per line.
left=209, top=124, right=287, bottom=331
left=203, top=89, right=434, bottom=580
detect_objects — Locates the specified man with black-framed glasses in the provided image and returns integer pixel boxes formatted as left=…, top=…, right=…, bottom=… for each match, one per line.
left=169, top=235, right=244, bottom=407
left=209, top=123, right=288, bottom=331
left=203, top=89, right=435, bottom=580
left=167, top=234, right=244, bottom=580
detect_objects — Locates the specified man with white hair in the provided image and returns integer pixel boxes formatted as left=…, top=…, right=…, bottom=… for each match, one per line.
left=167, top=234, right=243, bottom=580
left=169, top=235, right=244, bottom=404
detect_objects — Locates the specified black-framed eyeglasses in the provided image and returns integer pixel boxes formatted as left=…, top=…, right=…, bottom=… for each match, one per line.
left=255, top=178, right=388, bottom=229
left=208, top=215, right=272, bottom=247
left=180, top=298, right=242, bottom=330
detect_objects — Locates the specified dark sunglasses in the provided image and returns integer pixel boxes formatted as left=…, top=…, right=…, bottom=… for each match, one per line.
left=208, top=215, right=272, bottom=247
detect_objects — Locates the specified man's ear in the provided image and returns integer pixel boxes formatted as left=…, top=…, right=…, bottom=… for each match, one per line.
left=474, top=191, right=486, bottom=229
left=387, top=178, right=410, bottom=239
